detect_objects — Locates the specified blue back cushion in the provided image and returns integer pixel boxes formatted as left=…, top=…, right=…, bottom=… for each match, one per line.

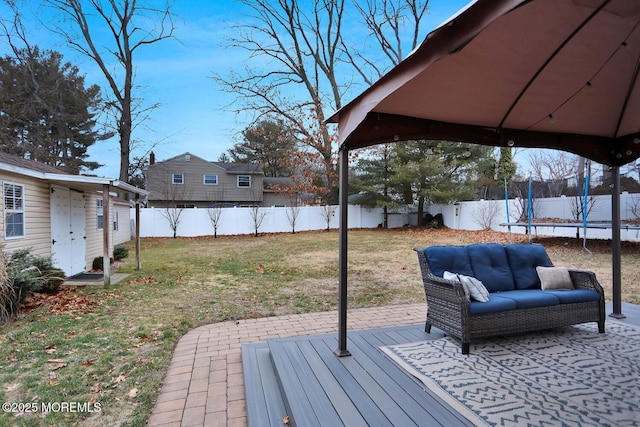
left=505, top=244, right=552, bottom=290
left=467, top=244, right=515, bottom=292
left=424, top=246, right=474, bottom=278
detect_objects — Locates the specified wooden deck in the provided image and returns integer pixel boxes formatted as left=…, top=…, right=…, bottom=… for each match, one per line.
left=242, top=303, right=640, bottom=427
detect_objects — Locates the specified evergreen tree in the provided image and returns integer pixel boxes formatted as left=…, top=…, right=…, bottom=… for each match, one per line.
left=390, top=141, right=494, bottom=224
left=0, top=47, right=109, bottom=173
left=352, top=144, right=395, bottom=227
left=497, top=147, right=517, bottom=182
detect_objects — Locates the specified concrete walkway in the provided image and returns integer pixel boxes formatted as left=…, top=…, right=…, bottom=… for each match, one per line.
left=147, top=304, right=426, bottom=427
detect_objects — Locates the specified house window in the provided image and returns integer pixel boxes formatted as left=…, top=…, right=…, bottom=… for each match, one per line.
left=113, top=211, right=119, bottom=231
left=238, top=175, right=251, bottom=188
left=203, top=174, right=218, bottom=185
left=3, top=182, right=24, bottom=238
left=172, top=173, right=184, bottom=184
left=97, top=199, right=103, bottom=230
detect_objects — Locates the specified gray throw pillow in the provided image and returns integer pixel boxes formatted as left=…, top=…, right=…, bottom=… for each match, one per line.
left=458, top=274, right=490, bottom=302
left=443, top=271, right=470, bottom=301
left=536, top=266, right=574, bottom=290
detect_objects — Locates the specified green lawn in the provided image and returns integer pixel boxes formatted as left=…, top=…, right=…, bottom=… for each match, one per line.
left=0, top=228, right=637, bottom=426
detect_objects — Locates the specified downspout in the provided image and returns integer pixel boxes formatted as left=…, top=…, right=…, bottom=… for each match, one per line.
left=335, top=148, right=351, bottom=357
left=610, top=166, right=625, bottom=319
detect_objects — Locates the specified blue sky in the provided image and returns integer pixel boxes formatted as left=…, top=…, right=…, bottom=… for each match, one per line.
left=0, top=0, right=470, bottom=179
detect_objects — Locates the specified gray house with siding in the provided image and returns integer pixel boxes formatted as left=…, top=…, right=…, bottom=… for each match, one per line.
left=0, top=151, right=147, bottom=280
left=144, top=152, right=291, bottom=208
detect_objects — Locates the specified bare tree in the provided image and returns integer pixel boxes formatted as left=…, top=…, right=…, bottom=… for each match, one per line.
left=348, top=0, right=430, bottom=84
left=527, top=150, right=578, bottom=197
left=43, top=0, right=176, bottom=183
left=153, top=172, right=190, bottom=238
left=249, top=205, right=267, bottom=237
left=160, top=205, right=184, bottom=239
left=570, top=195, right=596, bottom=221
left=214, top=0, right=430, bottom=203
left=285, top=194, right=301, bottom=234
left=472, top=200, right=501, bottom=230
left=206, top=185, right=227, bottom=238
left=207, top=206, right=223, bottom=238
left=320, top=204, right=336, bottom=231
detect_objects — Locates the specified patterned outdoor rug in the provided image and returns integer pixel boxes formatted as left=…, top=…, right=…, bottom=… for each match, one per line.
left=381, top=322, right=640, bottom=427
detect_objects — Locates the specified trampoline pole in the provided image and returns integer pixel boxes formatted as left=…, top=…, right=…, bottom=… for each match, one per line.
left=505, top=178, right=512, bottom=243
left=527, top=178, right=532, bottom=243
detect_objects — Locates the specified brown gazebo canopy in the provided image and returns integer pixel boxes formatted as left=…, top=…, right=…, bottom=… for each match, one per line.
left=329, top=0, right=640, bottom=356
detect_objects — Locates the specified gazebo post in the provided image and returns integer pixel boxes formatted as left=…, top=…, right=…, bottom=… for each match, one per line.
left=135, top=193, right=142, bottom=270
left=610, top=166, right=625, bottom=319
left=335, top=147, right=351, bottom=357
left=102, top=184, right=111, bottom=286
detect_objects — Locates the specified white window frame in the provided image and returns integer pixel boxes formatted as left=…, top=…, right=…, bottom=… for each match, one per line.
left=172, top=173, right=184, bottom=184
left=3, top=181, right=25, bottom=239
left=237, top=175, right=251, bottom=188
left=203, top=174, right=218, bottom=185
left=113, top=210, right=119, bottom=231
left=97, top=199, right=104, bottom=230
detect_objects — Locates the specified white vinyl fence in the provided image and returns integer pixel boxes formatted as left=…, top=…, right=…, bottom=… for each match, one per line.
left=133, top=205, right=385, bottom=238
left=131, top=193, right=640, bottom=242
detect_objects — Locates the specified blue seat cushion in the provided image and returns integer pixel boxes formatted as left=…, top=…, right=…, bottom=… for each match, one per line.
left=424, top=246, right=474, bottom=278
left=494, top=290, right=560, bottom=309
left=544, top=289, right=601, bottom=304
left=505, top=244, right=552, bottom=290
left=469, top=295, right=517, bottom=315
left=467, top=244, right=515, bottom=292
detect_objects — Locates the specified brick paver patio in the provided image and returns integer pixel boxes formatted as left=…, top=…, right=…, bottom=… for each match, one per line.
left=146, top=304, right=426, bottom=426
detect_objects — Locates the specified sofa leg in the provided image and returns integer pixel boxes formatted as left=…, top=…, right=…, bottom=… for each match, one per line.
left=598, top=321, right=605, bottom=333
left=425, top=322, right=432, bottom=333
left=462, top=343, right=470, bottom=355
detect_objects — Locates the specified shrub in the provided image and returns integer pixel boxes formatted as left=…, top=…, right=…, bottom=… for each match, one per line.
left=0, top=247, right=64, bottom=323
left=7, top=248, right=47, bottom=300
left=40, top=268, right=66, bottom=293
left=92, top=256, right=114, bottom=270
left=113, top=244, right=129, bottom=261
left=0, top=251, right=15, bottom=324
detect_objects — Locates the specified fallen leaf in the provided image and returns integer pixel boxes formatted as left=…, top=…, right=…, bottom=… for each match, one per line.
left=127, top=388, right=138, bottom=398
left=112, top=374, right=126, bottom=383
left=47, top=359, right=65, bottom=363
left=90, top=384, right=101, bottom=393
left=81, top=359, right=94, bottom=367
left=50, top=363, right=67, bottom=371
left=48, top=379, right=60, bottom=386
left=283, top=415, right=291, bottom=425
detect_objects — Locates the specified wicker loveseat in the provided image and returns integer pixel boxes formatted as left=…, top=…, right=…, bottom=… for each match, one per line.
left=414, top=243, right=605, bottom=354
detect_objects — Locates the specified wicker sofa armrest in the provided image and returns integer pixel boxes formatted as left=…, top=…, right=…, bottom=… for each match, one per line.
left=414, top=248, right=468, bottom=304
left=569, top=269, right=605, bottom=297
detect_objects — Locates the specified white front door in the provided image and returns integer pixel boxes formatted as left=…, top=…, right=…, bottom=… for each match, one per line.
left=51, top=187, right=86, bottom=276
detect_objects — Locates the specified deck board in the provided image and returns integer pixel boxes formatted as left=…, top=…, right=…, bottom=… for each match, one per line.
left=243, top=303, right=640, bottom=427
left=344, top=333, right=472, bottom=426
left=241, top=345, right=288, bottom=427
